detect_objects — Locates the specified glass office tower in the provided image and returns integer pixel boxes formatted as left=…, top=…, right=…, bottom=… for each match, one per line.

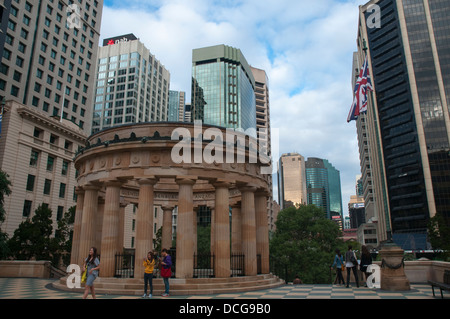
left=191, top=44, right=256, bottom=132
left=92, top=34, right=170, bottom=133
left=356, top=0, right=450, bottom=249
left=305, top=158, right=342, bottom=219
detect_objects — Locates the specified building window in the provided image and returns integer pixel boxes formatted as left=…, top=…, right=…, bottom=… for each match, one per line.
left=23, top=200, right=32, bottom=217
left=26, top=174, right=35, bottom=191
left=44, top=179, right=52, bottom=195
left=30, top=150, right=39, bottom=166
left=57, top=206, right=64, bottom=221
left=59, top=183, right=66, bottom=198
left=46, top=156, right=55, bottom=171
left=11, top=85, right=19, bottom=97
left=61, top=161, right=69, bottom=176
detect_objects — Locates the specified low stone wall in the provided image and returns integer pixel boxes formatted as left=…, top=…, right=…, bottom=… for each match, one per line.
left=403, top=260, right=450, bottom=283
left=0, top=261, right=52, bottom=278
left=331, top=260, right=450, bottom=284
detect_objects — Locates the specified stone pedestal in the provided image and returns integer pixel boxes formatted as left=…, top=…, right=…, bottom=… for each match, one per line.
left=380, top=243, right=410, bottom=291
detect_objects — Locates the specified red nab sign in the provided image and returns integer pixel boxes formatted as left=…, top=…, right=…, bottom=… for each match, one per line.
left=103, top=33, right=138, bottom=46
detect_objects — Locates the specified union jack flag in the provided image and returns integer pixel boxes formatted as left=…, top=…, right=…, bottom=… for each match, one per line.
left=347, top=56, right=373, bottom=122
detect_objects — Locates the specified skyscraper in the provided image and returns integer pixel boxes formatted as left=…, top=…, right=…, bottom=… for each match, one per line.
left=168, top=90, right=186, bottom=122
left=356, top=0, right=450, bottom=249
left=277, top=153, right=307, bottom=210
left=92, top=34, right=170, bottom=133
left=251, top=66, right=274, bottom=228
left=0, top=0, right=103, bottom=134
left=191, top=44, right=256, bottom=133
left=0, top=0, right=104, bottom=236
left=305, top=157, right=343, bottom=219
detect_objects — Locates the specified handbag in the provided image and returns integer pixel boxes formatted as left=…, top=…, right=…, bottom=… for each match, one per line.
left=160, top=266, right=171, bottom=278
left=81, top=269, right=87, bottom=283
left=350, top=252, right=358, bottom=266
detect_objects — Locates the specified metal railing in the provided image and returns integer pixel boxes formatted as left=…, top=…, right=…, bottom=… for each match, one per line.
left=231, top=253, right=245, bottom=277
left=193, top=253, right=215, bottom=278
left=114, top=253, right=135, bottom=278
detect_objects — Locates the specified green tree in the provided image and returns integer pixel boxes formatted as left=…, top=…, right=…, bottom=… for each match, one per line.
left=52, top=206, right=76, bottom=266
left=428, top=212, right=450, bottom=261
left=270, top=204, right=344, bottom=284
left=8, top=204, right=53, bottom=260
left=153, top=226, right=163, bottom=253
left=0, top=170, right=12, bottom=259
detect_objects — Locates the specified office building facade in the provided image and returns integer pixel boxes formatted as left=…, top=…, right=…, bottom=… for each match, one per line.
left=0, top=0, right=103, bottom=134
left=305, top=157, right=343, bottom=219
left=0, top=0, right=103, bottom=237
left=168, top=90, right=185, bottom=122
left=92, top=34, right=170, bottom=133
left=191, top=44, right=256, bottom=133
left=356, top=0, right=450, bottom=249
left=277, top=153, right=307, bottom=210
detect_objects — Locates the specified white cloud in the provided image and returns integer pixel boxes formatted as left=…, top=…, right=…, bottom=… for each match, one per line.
left=99, top=0, right=368, bottom=215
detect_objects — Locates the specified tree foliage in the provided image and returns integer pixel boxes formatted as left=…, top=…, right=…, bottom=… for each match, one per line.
left=428, top=212, right=450, bottom=261
left=0, top=170, right=12, bottom=259
left=7, top=204, right=76, bottom=265
left=270, top=205, right=345, bottom=284
left=8, top=204, right=53, bottom=260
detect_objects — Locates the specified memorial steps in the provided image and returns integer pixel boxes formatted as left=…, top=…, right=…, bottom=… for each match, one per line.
left=53, top=273, right=285, bottom=296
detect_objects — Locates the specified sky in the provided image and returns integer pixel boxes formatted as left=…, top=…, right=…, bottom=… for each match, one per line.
left=100, top=0, right=369, bottom=216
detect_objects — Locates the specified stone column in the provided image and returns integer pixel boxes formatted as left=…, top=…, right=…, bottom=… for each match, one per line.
left=176, top=178, right=196, bottom=278
left=78, top=185, right=99, bottom=266
left=96, top=198, right=105, bottom=251
left=214, top=182, right=231, bottom=278
left=240, top=185, right=257, bottom=276
left=135, top=177, right=157, bottom=276
left=161, top=206, right=173, bottom=250
left=100, top=181, right=122, bottom=277
left=255, top=190, right=270, bottom=274
left=70, top=187, right=84, bottom=266
left=231, top=204, right=242, bottom=254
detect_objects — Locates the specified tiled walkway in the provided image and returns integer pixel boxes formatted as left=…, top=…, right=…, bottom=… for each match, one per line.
left=0, top=277, right=446, bottom=299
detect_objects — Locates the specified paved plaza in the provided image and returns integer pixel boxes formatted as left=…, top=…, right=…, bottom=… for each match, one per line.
left=0, top=277, right=446, bottom=299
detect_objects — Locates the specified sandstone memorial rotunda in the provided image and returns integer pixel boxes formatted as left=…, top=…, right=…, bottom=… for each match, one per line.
left=57, top=122, right=283, bottom=295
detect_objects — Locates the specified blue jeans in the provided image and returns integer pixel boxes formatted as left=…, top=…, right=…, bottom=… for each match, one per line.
left=144, top=273, right=153, bottom=295
left=163, top=277, right=169, bottom=294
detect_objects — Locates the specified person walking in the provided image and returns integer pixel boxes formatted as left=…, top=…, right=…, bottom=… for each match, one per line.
left=331, top=249, right=345, bottom=286
left=82, top=247, right=100, bottom=299
left=142, top=251, right=155, bottom=298
left=360, top=245, right=373, bottom=286
left=345, top=245, right=359, bottom=288
left=160, top=248, right=172, bottom=297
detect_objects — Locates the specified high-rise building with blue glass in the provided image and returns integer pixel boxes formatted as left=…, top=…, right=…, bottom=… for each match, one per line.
left=356, top=0, right=450, bottom=249
left=305, top=157, right=343, bottom=219
left=191, top=44, right=256, bottom=132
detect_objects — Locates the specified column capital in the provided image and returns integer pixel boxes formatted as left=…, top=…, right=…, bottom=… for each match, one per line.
left=138, top=177, right=158, bottom=185
left=255, top=188, right=270, bottom=197
left=238, top=184, right=258, bottom=193
left=103, top=179, right=123, bottom=188
left=75, top=186, right=85, bottom=195
left=176, top=177, right=197, bottom=186
left=213, top=180, right=232, bottom=189
left=162, top=205, right=174, bottom=211
left=82, top=183, right=101, bottom=191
